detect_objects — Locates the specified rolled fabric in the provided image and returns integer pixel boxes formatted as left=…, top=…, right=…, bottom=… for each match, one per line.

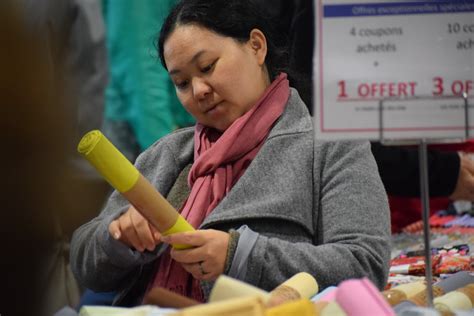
left=434, top=284, right=474, bottom=313
left=170, top=296, right=265, bottom=316
left=209, top=275, right=270, bottom=303
left=393, top=271, right=474, bottom=313
left=395, top=271, right=474, bottom=308
left=315, top=301, right=347, bottom=316
left=382, top=282, right=426, bottom=306
left=313, top=301, right=329, bottom=315
left=265, top=299, right=315, bottom=316
left=335, top=278, right=395, bottom=316
left=267, top=272, right=319, bottom=307
left=210, top=273, right=319, bottom=307
left=77, top=130, right=194, bottom=249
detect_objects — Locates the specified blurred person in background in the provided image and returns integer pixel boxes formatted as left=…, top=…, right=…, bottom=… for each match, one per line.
left=102, top=0, right=195, bottom=162
left=15, top=0, right=111, bottom=314
left=1, top=1, right=105, bottom=315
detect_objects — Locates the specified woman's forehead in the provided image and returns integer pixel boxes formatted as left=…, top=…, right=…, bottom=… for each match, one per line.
left=165, top=26, right=213, bottom=60
left=167, top=24, right=226, bottom=46
left=164, top=25, right=240, bottom=66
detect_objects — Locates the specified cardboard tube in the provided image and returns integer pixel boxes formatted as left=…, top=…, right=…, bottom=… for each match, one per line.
left=77, top=130, right=194, bottom=249
left=267, top=272, right=319, bottom=307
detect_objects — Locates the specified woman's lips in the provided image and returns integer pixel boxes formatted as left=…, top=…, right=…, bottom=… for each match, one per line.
left=205, top=101, right=223, bottom=114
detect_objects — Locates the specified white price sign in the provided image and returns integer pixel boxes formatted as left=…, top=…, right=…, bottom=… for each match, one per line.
left=313, top=0, right=474, bottom=140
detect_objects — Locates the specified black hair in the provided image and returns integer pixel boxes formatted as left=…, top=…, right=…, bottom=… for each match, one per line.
left=157, top=0, right=289, bottom=81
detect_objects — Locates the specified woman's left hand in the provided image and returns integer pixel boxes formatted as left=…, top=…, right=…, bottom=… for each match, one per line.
left=161, top=229, right=230, bottom=281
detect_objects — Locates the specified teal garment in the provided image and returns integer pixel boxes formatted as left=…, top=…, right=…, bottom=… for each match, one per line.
left=102, top=0, right=194, bottom=150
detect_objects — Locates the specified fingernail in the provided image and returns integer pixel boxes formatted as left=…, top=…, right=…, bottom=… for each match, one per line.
left=113, top=232, right=120, bottom=240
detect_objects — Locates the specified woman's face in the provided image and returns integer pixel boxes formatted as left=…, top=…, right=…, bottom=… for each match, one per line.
left=164, top=24, right=270, bottom=132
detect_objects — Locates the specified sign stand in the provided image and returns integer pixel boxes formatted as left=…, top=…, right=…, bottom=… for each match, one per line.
left=378, top=93, right=471, bottom=307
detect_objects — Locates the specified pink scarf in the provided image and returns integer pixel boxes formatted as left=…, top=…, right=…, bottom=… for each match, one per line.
left=149, top=73, right=290, bottom=301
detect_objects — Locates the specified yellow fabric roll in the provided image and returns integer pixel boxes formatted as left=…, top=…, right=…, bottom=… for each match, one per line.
left=277, top=272, right=319, bottom=299
left=163, top=216, right=196, bottom=249
left=434, top=291, right=473, bottom=312
left=265, top=299, right=315, bottom=316
left=77, top=130, right=139, bottom=193
left=172, top=296, right=265, bottom=316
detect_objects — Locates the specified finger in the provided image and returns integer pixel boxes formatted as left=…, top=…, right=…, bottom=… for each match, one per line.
left=170, top=247, right=205, bottom=264
left=149, top=224, right=162, bottom=243
left=108, top=220, right=122, bottom=240
left=119, top=212, right=145, bottom=252
left=109, top=218, right=132, bottom=247
left=161, top=231, right=206, bottom=247
left=130, top=209, right=156, bottom=251
left=181, top=262, right=205, bottom=280
left=180, top=262, right=201, bottom=279
left=181, top=262, right=216, bottom=281
left=197, top=261, right=217, bottom=281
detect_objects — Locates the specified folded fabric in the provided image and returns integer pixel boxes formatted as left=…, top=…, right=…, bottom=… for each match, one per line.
left=390, top=256, right=441, bottom=276
left=435, top=255, right=472, bottom=275
left=444, top=214, right=474, bottom=228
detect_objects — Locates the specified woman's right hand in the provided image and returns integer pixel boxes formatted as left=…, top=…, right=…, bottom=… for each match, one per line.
left=449, top=153, right=474, bottom=201
left=108, top=206, right=161, bottom=252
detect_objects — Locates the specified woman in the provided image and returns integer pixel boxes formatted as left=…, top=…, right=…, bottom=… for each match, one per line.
left=70, top=0, right=391, bottom=306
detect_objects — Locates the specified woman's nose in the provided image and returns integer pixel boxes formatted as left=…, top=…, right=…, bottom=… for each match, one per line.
left=192, top=78, right=211, bottom=100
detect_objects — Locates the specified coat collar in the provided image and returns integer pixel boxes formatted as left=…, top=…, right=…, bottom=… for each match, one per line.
left=267, top=88, right=313, bottom=140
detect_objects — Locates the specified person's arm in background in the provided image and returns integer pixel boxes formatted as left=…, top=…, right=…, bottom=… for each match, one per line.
left=447, top=152, right=474, bottom=201
left=370, top=142, right=473, bottom=198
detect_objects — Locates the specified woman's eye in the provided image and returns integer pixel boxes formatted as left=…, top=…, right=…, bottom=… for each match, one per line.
left=201, top=62, right=215, bottom=73
left=175, top=80, right=189, bottom=90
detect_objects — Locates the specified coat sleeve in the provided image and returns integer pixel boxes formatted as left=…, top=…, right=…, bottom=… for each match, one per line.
left=69, top=140, right=180, bottom=292
left=243, top=140, right=391, bottom=291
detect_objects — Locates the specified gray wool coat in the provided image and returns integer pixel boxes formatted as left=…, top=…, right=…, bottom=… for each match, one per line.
left=70, top=89, right=391, bottom=305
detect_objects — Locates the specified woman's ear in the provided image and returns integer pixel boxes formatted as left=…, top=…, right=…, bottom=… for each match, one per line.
left=248, top=29, right=267, bottom=66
